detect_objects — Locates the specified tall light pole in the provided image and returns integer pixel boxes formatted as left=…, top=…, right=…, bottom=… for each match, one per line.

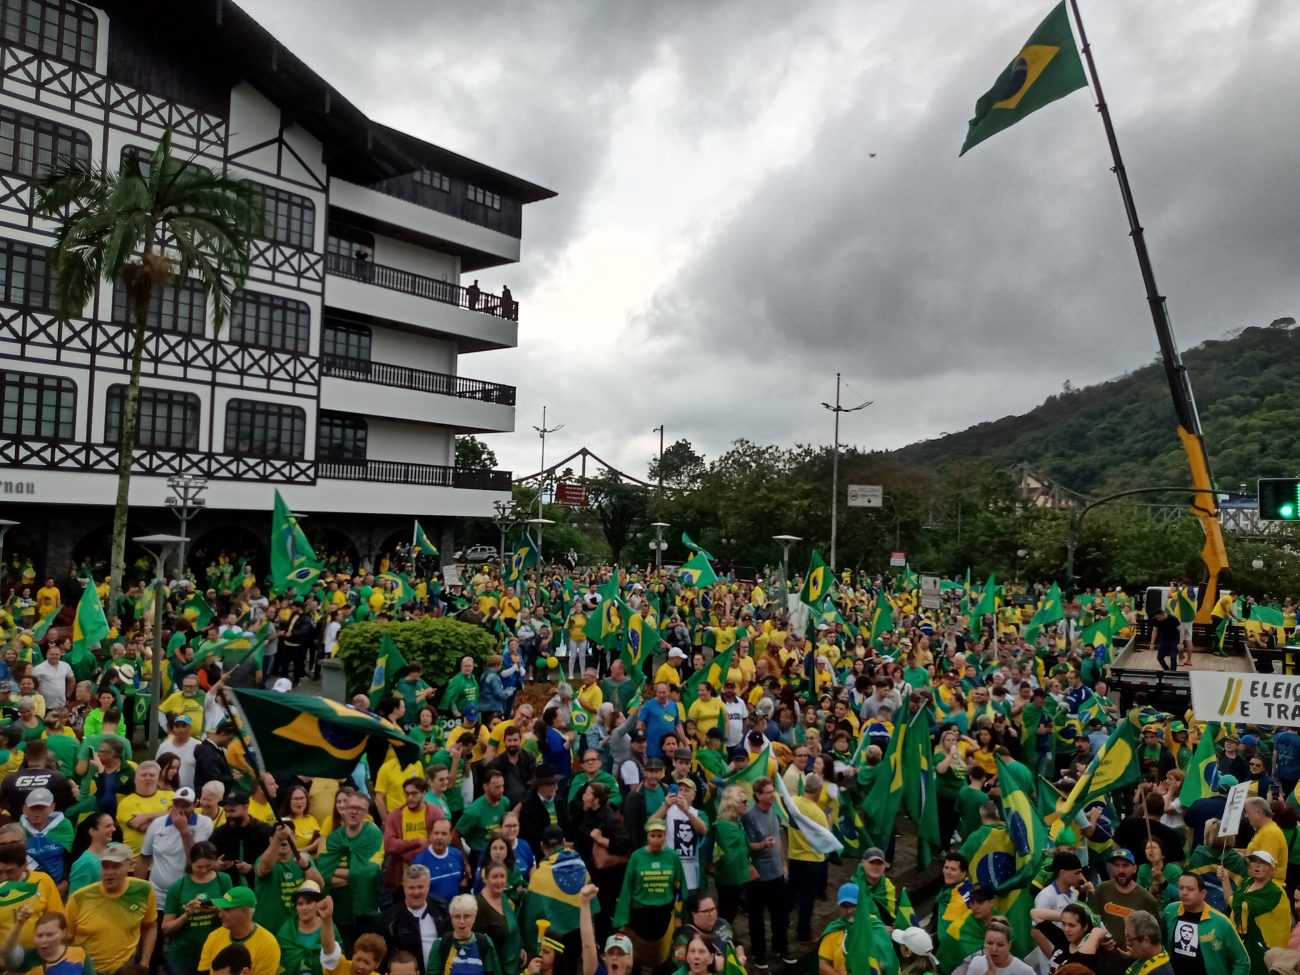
left=821, top=373, right=871, bottom=571
left=492, top=500, right=521, bottom=576
left=772, top=534, right=802, bottom=611
left=650, top=521, right=669, bottom=569
left=531, top=406, right=563, bottom=519
left=1015, top=548, right=1028, bottom=585
left=652, top=425, right=665, bottom=493
left=0, top=519, right=18, bottom=592
left=525, top=517, right=554, bottom=563
left=133, top=533, right=187, bottom=753
left=165, top=475, right=208, bottom=577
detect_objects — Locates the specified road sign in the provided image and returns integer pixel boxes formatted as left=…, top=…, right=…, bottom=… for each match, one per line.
left=920, top=574, right=941, bottom=609
left=847, top=484, right=883, bottom=508
left=889, top=551, right=907, bottom=567
left=554, top=482, right=590, bottom=507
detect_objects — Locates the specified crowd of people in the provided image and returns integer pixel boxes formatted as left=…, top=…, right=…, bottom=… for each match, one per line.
left=3, top=553, right=1300, bottom=975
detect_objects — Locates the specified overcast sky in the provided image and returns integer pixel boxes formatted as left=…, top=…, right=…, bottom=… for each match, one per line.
left=243, top=0, right=1300, bottom=481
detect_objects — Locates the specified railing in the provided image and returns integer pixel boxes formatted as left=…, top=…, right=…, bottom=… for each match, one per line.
left=320, top=355, right=516, bottom=405
left=318, top=458, right=512, bottom=490
left=0, top=438, right=315, bottom=483
left=324, top=253, right=518, bottom=321
left=358, top=174, right=523, bottom=238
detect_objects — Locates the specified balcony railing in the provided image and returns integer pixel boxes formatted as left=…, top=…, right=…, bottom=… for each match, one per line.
left=359, top=173, right=523, bottom=238
left=325, top=253, right=518, bottom=321
left=320, top=355, right=516, bottom=405
left=317, top=458, right=512, bottom=490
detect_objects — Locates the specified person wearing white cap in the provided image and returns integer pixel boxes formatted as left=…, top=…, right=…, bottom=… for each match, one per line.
left=65, top=842, right=159, bottom=973
left=892, top=926, right=940, bottom=975
left=1221, top=848, right=1290, bottom=975
left=140, top=786, right=213, bottom=897
left=654, top=646, right=688, bottom=688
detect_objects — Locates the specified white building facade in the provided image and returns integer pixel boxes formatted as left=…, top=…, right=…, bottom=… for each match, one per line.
left=0, top=0, right=552, bottom=572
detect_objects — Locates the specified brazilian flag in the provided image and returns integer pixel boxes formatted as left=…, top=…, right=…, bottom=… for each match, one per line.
left=412, top=520, right=439, bottom=557
left=1056, top=707, right=1143, bottom=824
left=368, top=633, right=407, bottom=708
left=1179, top=721, right=1222, bottom=807
left=678, top=552, right=718, bottom=589
left=191, top=628, right=266, bottom=670
left=582, top=571, right=623, bottom=648
left=29, top=608, right=57, bottom=642
left=798, top=550, right=831, bottom=608
left=270, top=490, right=323, bottom=594
left=681, top=532, right=714, bottom=561
left=960, top=1, right=1088, bottom=156
left=507, top=535, right=539, bottom=584
left=181, top=592, right=214, bottom=628
left=868, top=599, right=894, bottom=643
left=621, top=611, right=660, bottom=673
left=232, top=687, right=418, bottom=777
left=379, top=571, right=414, bottom=607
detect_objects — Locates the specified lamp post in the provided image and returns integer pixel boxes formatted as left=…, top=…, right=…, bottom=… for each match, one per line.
left=1015, top=548, right=1028, bottom=585
left=133, top=533, right=187, bottom=753
left=531, top=406, right=564, bottom=520
left=165, top=475, right=208, bottom=578
left=492, top=500, right=521, bottom=576
left=1252, top=557, right=1265, bottom=570
left=650, top=522, right=669, bottom=569
left=772, top=534, right=802, bottom=610
left=821, top=374, right=872, bottom=571
left=0, top=519, right=18, bottom=592
left=525, top=518, right=554, bottom=563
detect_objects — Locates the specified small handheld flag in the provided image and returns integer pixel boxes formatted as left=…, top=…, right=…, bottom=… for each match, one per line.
left=412, top=520, right=439, bottom=557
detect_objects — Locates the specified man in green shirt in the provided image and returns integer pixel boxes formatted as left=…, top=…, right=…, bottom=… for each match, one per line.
left=253, top=820, right=322, bottom=935
left=456, top=769, right=509, bottom=865
left=613, top=820, right=685, bottom=970
left=955, top=769, right=991, bottom=840
left=1162, top=872, right=1249, bottom=975
left=316, top=792, right=384, bottom=943
left=568, top=749, right=621, bottom=820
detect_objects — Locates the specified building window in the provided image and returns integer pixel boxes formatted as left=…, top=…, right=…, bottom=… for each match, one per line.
left=325, top=225, right=374, bottom=263
left=230, top=291, right=310, bottom=353
left=0, top=107, right=91, bottom=181
left=104, top=384, right=199, bottom=450
left=111, top=275, right=206, bottom=336
left=0, top=239, right=51, bottom=310
left=413, top=168, right=450, bottom=192
left=318, top=412, right=366, bottom=461
left=254, top=184, right=315, bottom=250
left=224, top=399, right=306, bottom=459
left=0, top=369, right=73, bottom=440
left=322, top=321, right=371, bottom=362
left=466, top=185, right=501, bottom=210
left=1, top=0, right=97, bottom=70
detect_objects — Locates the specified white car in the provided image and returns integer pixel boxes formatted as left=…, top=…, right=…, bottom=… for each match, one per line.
left=456, top=545, right=498, bottom=562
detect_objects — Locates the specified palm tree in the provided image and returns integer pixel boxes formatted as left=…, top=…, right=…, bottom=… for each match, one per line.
left=35, top=129, right=261, bottom=608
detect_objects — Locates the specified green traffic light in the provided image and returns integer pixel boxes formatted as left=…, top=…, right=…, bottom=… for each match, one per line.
left=1282, top=504, right=1296, bottom=518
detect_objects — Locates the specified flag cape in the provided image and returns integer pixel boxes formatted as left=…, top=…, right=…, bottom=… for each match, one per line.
left=270, top=490, right=323, bottom=593
left=231, top=687, right=417, bottom=777
left=520, top=854, right=600, bottom=947
left=960, top=1, right=1088, bottom=155
left=412, top=520, right=439, bottom=557
left=369, top=633, right=408, bottom=708
left=775, top=759, right=843, bottom=856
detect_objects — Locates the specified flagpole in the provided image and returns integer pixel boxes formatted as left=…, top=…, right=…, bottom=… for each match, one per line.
left=1066, top=0, right=1227, bottom=619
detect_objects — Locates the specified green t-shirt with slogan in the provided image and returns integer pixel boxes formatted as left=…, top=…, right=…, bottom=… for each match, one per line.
left=162, top=871, right=232, bottom=961
left=613, top=846, right=686, bottom=926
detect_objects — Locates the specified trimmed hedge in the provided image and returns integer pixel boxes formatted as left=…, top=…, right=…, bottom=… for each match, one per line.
left=334, top=617, right=495, bottom=699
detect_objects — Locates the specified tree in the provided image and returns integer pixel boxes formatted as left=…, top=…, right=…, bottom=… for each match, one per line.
left=36, top=129, right=260, bottom=607
left=588, top=472, right=647, bottom=562
left=456, top=435, right=499, bottom=471
left=648, top=438, right=707, bottom=489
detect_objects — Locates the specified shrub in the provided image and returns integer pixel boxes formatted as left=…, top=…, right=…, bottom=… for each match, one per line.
left=334, top=617, right=495, bottom=699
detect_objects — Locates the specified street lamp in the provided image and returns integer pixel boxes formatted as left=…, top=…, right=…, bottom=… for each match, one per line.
left=492, top=500, right=521, bottom=576
left=772, top=534, right=802, bottom=609
left=133, top=533, right=188, bottom=753
left=0, top=519, right=18, bottom=591
left=650, top=522, right=670, bottom=569
left=525, top=518, right=554, bottom=562
left=165, top=475, right=208, bottom=577
left=821, top=373, right=871, bottom=571
left=1252, top=557, right=1265, bottom=570
left=1015, top=548, right=1028, bottom=584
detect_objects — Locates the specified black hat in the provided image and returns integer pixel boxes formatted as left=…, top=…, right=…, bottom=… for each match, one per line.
left=629, top=728, right=647, bottom=743
left=967, top=885, right=997, bottom=904
left=746, top=731, right=766, bottom=747
left=726, top=746, right=747, bottom=763
left=529, top=764, right=561, bottom=787
left=705, top=727, right=724, bottom=740
left=1051, top=851, right=1083, bottom=873
left=644, top=757, right=666, bottom=771
left=540, top=825, right=566, bottom=847
left=222, top=791, right=250, bottom=807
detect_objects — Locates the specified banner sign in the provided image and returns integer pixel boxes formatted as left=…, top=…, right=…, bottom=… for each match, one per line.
left=1189, top=670, right=1300, bottom=725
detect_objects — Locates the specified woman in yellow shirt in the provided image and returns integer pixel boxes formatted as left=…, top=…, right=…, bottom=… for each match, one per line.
left=686, top=682, right=725, bottom=743
left=282, top=782, right=322, bottom=856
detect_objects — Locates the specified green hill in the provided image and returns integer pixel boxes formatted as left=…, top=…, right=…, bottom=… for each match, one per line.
left=884, top=322, right=1300, bottom=496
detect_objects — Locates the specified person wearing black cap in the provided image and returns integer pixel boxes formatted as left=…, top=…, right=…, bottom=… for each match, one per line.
left=194, top=720, right=239, bottom=797
left=1031, top=851, right=1093, bottom=958
left=518, top=764, right=569, bottom=853
left=936, top=883, right=997, bottom=972
left=617, top=727, right=648, bottom=793
left=211, top=791, right=273, bottom=888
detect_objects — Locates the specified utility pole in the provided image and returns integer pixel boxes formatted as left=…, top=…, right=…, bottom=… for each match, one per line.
left=821, top=374, right=871, bottom=571
left=165, top=475, right=208, bottom=577
left=531, top=406, right=563, bottom=519
left=652, top=425, right=665, bottom=492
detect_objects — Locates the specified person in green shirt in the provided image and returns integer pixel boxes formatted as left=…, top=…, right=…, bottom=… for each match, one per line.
left=438, top=657, right=480, bottom=716
left=276, top=880, right=338, bottom=975
left=1163, top=873, right=1250, bottom=975
left=567, top=750, right=621, bottom=819
left=253, top=820, right=322, bottom=936
left=316, top=792, right=384, bottom=941
left=457, top=769, right=510, bottom=864
left=161, top=840, right=233, bottom=974
left=955, top=770, right=993, bottom=843
left=613, top=819, right=686, bottom=970
left=394, top=664, right=434, bottom=723
left=710, top=787, right=751, bottom=925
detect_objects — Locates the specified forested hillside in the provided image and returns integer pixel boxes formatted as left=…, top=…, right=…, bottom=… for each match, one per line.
left=884, top=322, right=1300, bottom=495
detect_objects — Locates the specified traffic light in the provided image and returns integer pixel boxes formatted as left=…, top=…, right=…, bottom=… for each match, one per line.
left=1259, top=478, right=1300, bottom=521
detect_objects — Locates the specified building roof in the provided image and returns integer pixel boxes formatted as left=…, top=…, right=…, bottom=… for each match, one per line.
left=92, top=0, right=556, bottom=203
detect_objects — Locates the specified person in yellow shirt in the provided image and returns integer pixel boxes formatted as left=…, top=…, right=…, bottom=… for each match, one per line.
left=576, top=668, right=603, bottom=714
left=1244, top=797, right=1289, bottom=874
left=33, top=580, right=60, bottom=620
left=116, top=761, right=174, bottom=855
left=499, top=587, right=522, bottom=630
left=374, top=753, right=424, bottom=820
left=197, top=885, right=281, bottom=975
left=159, top=675, right=206, bottom=734
left=788, top=772, right=831, bottom=941
left=655, top=648, right=688, bottom=687
left=686, top=681, right=725, bottom=743
left=818, top=884, right=858, bottom=975
left=0, top=837, right=63, bottom=949
left=477, top=586, right=500, bottom=619
left=65, top=842, right=157, bottom=973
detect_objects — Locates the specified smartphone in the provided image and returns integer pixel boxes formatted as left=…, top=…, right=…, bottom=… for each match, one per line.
left=667, top=783, right=678, bottom=795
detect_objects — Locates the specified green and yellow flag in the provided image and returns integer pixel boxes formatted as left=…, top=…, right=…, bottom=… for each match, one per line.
left=869, top=599, right=894, bottom=643
left=412, top=520, right=439, bottom=557
left=1179, top=721, right=1221, bottom=807
left=369, top=633, right=407, bottom=708
left=190, top=627, right=266, bottom=670
left=960, top=1, right=1087, bottom=156
left=181, top=592, right=214, bottom=629
left=29, top=608, right=57, bottom=642
left=678, top=551, right=718, bottom=589
left=270, top=490, right=323, bottom=594
left=0, top=881, right=38, bottom=908
left=1056, top=707, right=1142, bottom=823
left=798, top=550, right=831, bottom=608
left=506, top=535, right=539, bottom=584
left=379, top=571, right=414, bottom=607
left=681, top=532, right=714, bottom=561
left=232, top=687, right=417, bottom=777
left=72, top=581, right=108, bottom=658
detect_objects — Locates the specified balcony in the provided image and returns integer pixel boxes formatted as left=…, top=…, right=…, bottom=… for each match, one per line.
left=320, top=355, right=515, bottom=405
left=318, top=458, right=512, bottom=490
left=365, top=173, right=523, bottom=238
left=325, top=253, right=518, bottom=320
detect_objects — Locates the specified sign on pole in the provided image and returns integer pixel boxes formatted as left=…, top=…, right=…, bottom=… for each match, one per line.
left=847, top=484, right=883, bottom=508
left=554, top=482, right=590, bottom=508
left=1219, top=782, right=1250, bottom=837
left=889, top=551, right=907, bottom=567
left=442, top=565, right=462, bottom=588
left=920, top=574, right=941, bottom=609
left=1189, top=671, right=1300, bottom=726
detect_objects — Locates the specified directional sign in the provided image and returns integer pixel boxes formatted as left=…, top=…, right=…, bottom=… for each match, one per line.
left=847, top=484, right=883, bottom=508
left=889, top=551, right=907, bottom=567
